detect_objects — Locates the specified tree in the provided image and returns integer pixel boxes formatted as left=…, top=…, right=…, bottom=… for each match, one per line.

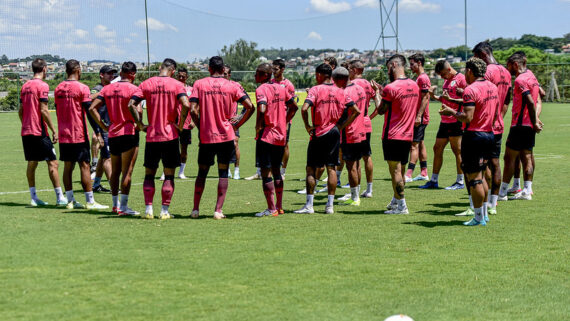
left=0, top=54, right=8, bottom=65
left=219, top=39, right=260, bottom=71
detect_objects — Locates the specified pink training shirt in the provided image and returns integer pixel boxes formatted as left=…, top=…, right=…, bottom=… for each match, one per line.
left=132, top=76, right=187, bottom=143
left=271, top=78, right=296, bottom=99
left=462, top=79, right=499, bottom=132
left=177, top=85, right=194, bottom=130
left=351, top=78, right=375, bottom=133
left=380, top=78, right=420, bottom=142
left=256, top=82, right=294, bottom=146
left=416, top=73, right=431, bottom=125
left=441, top=72, right=467, bottom=124
left=190, top=76, right=249, bottom=144
left=55, top=80, right=92, bottom=144
left=485, top=63, right=512, bottom=134
left=305, top=83, right=354, bottom=138
left=20, top=78, right=49, bottom=137
left=97, top=81, right=139, bottom=138
left=511, top=70, right=540, bottom=128
left=229, top=80, right=247, bottom=116
left=342, top=83, right=367, bottom=144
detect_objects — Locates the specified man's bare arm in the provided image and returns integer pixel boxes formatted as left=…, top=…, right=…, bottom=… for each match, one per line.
left=88, top=98, right=108, bottom=132
left=415, top=92, right=429, bottom=126
left=233, top=98, right=255, bottom=129
left=337, top=104, right=360, bottom=131
left=177, top=96, right=191, bottom=131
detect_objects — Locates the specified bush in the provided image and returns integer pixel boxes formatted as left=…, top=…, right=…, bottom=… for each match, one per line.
left=0, top=88, right=20, bottom=111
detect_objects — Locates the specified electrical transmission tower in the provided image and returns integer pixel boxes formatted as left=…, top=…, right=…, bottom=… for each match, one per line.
left=373, top=0, right=402, bottom=63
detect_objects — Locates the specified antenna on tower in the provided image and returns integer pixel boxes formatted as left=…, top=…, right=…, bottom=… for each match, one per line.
left=372, top=0, right=402, bottom=64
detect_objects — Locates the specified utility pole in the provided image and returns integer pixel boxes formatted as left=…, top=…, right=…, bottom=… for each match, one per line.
left=144, top=0, right=151, bottom=77
left=464, top=0, right=468, bottom=61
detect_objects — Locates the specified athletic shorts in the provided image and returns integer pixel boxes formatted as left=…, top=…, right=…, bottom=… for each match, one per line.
left=60, top=141, right=91, bottom=163
left=144, top=138, right=180, bottom=169
left=490, top=133, right=502, bottom=159
left=506, top=126, right=536, bottom=151
left=436, top=122, right=463, bottom=139
left=108, top=132, right=140, bottom=156
left=198, top=141, right=235, bottom=166
left=413, top=124, right=427, bottom=142
left=22, top=135, right=56, bottom=162
left=382, top=139, right=411, bottom=164
left=341, top=142, right=363, bottom=161
left=461, top=131, right=494, bottom=174
left=256, top=140, right=285, bottom=168
left=179, top=129, right=192, bottom=145
left=307, top=127, right=340, bottom=168
left=286, top=123, right=292, bottom=143
left=360, top=132, right=372, bottom=157
left=99, top=132, right=111, bottom=159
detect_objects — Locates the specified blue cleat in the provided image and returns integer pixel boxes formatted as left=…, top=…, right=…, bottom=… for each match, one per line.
left=445, top=182, right=465, bottom=190
left=419, top=181, right=439, bottom=189
left=464, top=218, right=486, bottom=226
left=484, top=214, right=489, bottom=222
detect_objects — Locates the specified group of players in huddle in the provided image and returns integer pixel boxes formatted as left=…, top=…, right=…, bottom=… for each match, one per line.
left=18, top=41, right=542, bottom=225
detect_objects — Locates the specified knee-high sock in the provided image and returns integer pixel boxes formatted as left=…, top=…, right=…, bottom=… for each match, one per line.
left=262, top=177, right=276, bottom=211
left=143, top=175, right=155, bottom=205
left=161, top=176, right=175, bottom=206
left=274, top=178, right=284, bottom=210
left=215, top=178, right=229, bottom=212
left=193, top=177, right=206, bottom=211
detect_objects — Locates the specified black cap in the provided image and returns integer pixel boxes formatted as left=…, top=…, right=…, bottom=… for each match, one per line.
left=99, top=65, right=117, bottom=74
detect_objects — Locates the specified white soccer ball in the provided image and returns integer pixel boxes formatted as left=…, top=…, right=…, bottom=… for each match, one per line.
left=384, top=315, right=414, bottom=321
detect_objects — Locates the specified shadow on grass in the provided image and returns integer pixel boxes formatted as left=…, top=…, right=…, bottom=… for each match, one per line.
left=402, top=220, right=466, bottom=228
left=0, top=202, right=65, bottom=210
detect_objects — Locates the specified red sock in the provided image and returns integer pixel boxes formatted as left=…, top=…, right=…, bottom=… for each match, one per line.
left=262, top=178, right=276, bottom=211
left=143, top=177, right=155, bottom=205
left=421, top=167, right=428, bottom=176
left=193, top=177, right=206, bottom=211
left=215, top=178, right=228, bottom=212
left=405, top=168, right=413, bottom=178
left=274, top=179, right=283, bottom=210
left=161, top=176, right=175, bottom=206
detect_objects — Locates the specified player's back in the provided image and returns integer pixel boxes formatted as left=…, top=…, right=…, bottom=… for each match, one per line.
left=99, top=81, right=139, bottom=137
left=415, top=73, right=431, bottom=125
left=55, top=80, right=91, bottom=143
left=512, top=70, right=540, bottom=128
left=256, top=82, right=292, bottom=146
left=20, top=78, right=49, bottom=137
left=381, top=78, right=419, bottom=141
left=463, top=80, right=499, bottom=133
left=485, top=64, right=511, bottom=134
left=306, top=83, right=351, bottom=137
left=351, top=78, right=375, bottom=132
left=441, top=73, right=467, bottom=123
left=343, top=83, right=366, bottom=143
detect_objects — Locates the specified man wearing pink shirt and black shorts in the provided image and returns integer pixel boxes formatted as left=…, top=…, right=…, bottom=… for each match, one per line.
left=176, top=67, right=194, bottom=180
left=129, top=58, right=190, bottom=220
left=179, top=56, right=254, bottom=220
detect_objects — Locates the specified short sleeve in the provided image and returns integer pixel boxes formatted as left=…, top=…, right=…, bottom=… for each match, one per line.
left=305, top=87, right=317, bottom=106
left=417, top=75, right=431, bottom=92
left=256, top=87, right=267, bottom=105
left=344, top=91, right=354, bottom=107
left=457, top=74, right=467, bottom=89
left=81, top=85, right=92, bottom=103
left=462, top=87, right=475, bottom=107
left=516, top=78, right=529, bottom=94
left=132, top=82, right=145, bottom=102
left=189, top=81, right=199, bottom=103
left=285, top=86, right=294, bottom=103
left=381, top=85, right=393, bottom=102
left=39, top=83, right=49, bottom=102
left=233, top=82, right=248, bottom=103
left=176, top=82, right=187, bottom=100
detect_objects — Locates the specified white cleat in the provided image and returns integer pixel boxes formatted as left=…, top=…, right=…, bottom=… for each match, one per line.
left=118, top=207, right=139, bottom=216
left=86, top=202, right=109, bottom=210
left=507, top=186, right=522, bottom=194
left=404, top=176, right=413, bottom=183
left=141, top=208, right=154, bottom=219
left=190, top=209, right=199, bottom=219
left=386, top=201, right=397, bottom=210
left=213, top=211, right=226, bottom=220
left=66, top=201, right=85, bottom=209
left=255, top=209, right=276, bottom=217
left=412, top=175, right=429, bottom=181
left=337, top=193, right=351, bottom=201
left=159, top=211, right=172, bottom=220
left=297, top=188, right=307, bottom=194
left=293, top=206, right=314, bottom=214
left=497, top=195, right=508, bottom=202
left=244, top=173, right=261, bottom=181
left=159, top=173, right=165, bottom=181
left=510, top=191, right=532, bottom=200
left=384, top=207, right=409, bottom=214
left=316, top=186, right=328, bottom=193
left=178, top=173, right=188, bottom=179
left=361, top=191, right=373, bottom=198
left=325, top=205, right=334, bottom=214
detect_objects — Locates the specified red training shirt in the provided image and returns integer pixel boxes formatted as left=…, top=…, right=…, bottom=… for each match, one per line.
left=20, top=78, right=49, bottom=137
left=97, top=81, right=140, bottom=138
left=305, top=83, right=354, bottom=138
left=441, top=73, right=467, bottom=124
left=54, top=80, right=92, bottom=144
left=255, top=82, right=294, bottom=146
left=416, top=73, right=431, bottom=125
left=380, top=78, right=419, bottom=142
left=462, top=79, right=499, bottom=132
left=511, top=70, right=540, bottom=128
left=351, top=78, right=375, bottom=134
left=485, top=63, right=512, bottom=134
left=342, top=83, right=367, bottom=144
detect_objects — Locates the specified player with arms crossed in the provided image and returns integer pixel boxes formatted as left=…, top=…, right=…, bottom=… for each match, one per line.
left=223, top=64, right=247, bottom=180
left=179, top=56, right=254, bottom=220
left=176, top=67, right=194, bottom=180
left=19, top=58, right=67, bottom=207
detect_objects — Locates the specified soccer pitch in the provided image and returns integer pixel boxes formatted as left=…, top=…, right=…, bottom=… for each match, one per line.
left=0, top=101, right=568, bottom=321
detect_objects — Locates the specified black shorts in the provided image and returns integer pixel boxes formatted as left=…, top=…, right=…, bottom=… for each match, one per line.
left=461, top=131, right=494, bottom=174
left=341, top=142, right=362, bottom=161
left=436, top=122, right=463, bottom=139
left=256, top=140, right=285, bottom=168
left=60, top=141, right=91, bottom=163
left=413, top=124, right=427, bottom=142
left=144, top=138, right=181, bottom=169
left=286, top=123, right=292, bottom=143
left=198, top=141, right=235, bottom=166
left=99, top=132, right=111, bottom=159
left=382, top=139, right=411, bottom=164
left=179, top=129, right=192, bottom=145
left=506, top=126, right=536, bottom=151
left=490, top=133, right=502, bottom=159
left=361, top=132, right=372, bottom=157
left=307, top=127, right=340, bottom=168
left=234, top=128, right=240, bottom=138
left=22, top=135, right=56, bottom=161
left=108, top=132, right=140, bottom=156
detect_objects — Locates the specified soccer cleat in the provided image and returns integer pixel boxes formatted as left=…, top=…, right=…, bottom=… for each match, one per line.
left=445, top=182, right=464, bottom=190
left=66, top=201, right=85, bottom=209
left=455, top=207, right=474, bottom=216
left=361, top=191, right=373, bottom=198
left=293, top=206, right=314, bottom=214
left=255, top=209, right=277, bottom=217
left=419, top=181, right=439, bottom=189
left=488, top=207, right=497, bottom=215
left=178, top=173, right=188, bottom=179
left=93, top=185, right=111, bottom=193
left=384, top=207, right=409, bottom=214
left=30, top=199, right=48, bottom=207
left=325, top=205, right=334, bottom=214
left=341, top=183, right=350, bottom=189
left=386, top=201, right=397, bottom=210
left=244, top=173, right=261, bottom=181
left=233, top=171, right=240, bottom=180
left=497, top=195, right=508, bottom=201
left=484, top=215, right=489, bottom=222
left=56, top=199, right=69, bottom=207
left=228, top=171, right=232, bottom=178
left=337, top=193, right=351, bottom=201
left=510, top=191, right=532, bottom=201
left=297, top=188, right=307, bottom=194
left=213, top=211, right=226, bottom=220
left=507, top=186, right=522, bottom=194
left=316, top=186, right=328, bottom=193
left=463, top=218, right=486, bottom=226
left=112, top=206, right=120, bottom=214
left=159, top=173, right=165, bottom=181
left=86, top=202, right=109, bottom=210
left=404, top=175, right=413, bottom=183
left=141, top=211, right=154, bottom=219
left=190, top=210, right=199, bottom=219
left=118, top=207, right=139, bottom=216
left=413, top=175, right=429, bottom=181
left=159, top=211, right=172, bottom=220
left=341, top=199, right=360, bottom=206
left=275, top=209, right=285, bottom=216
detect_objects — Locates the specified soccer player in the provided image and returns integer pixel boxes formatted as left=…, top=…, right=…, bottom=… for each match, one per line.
left=89, top=62, right=141, bottom=216
left=370, top=54, right=419, bottom=214
left=294, top=64, right=359, bottom=215
left=129, top=58, right=190, bottom=219
left=420, top=60, right=466, bottom=190
left=176, top=67, right=194, bottom=179
left=91, top=65, right=115, bottom=193
left=405, top=53, right=430, bottom=183
left=440, top=57, right=499, bottom=226
left=55, top=59, right=108, bottom=210
left=497, top=52, right=543, bottom=201
left=180, top=56, right=254, bottom=219
left=348, top=60, right=380, bottom=198
left=253, top=63, right=298, bottom=216
left=19, top=58, right=67, bottom=207
left=224, top=64, right=247, bottom=180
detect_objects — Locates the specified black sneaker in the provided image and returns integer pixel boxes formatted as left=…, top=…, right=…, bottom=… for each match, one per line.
left=93, top=185, right=111, bottom=193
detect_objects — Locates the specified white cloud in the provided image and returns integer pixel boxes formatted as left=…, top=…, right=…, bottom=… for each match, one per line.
left=354, top=0, right=378, bottom=8
left=307, top=31, right=323, bottom=41
left=93, top=25, right=116, bottom=39
left=399, top=0, right=440, bottom=13
left=442, top=23, right=469, bottom=30
left=135, top=17, right=178, bottom=32
left=310, top=0, right=351, bottom=14
left=74, top=29, right=88, bottom=39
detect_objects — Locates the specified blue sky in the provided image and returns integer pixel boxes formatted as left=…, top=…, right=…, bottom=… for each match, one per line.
left=0, top=0, right=569, bottom=62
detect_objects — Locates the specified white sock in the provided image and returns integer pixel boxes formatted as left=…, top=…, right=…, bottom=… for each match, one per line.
left=350, top=187, right=358, bottom=201
left=256, top=167, right=261, bottom=175
left=366, top=182, right=373, bottom=193
left=391, top=196, right=397, bottom=205
left=483, top=203, right=489, bottom=220
left=145, top=205, right=153, bottom=213
left=513, top=178, right=520, bottom=188
left=179, top=163, right=186, bottom=175
left=161, top=205, right=169, bottom=213
left=457, top=174, right=464, bottom=184
left=112, top=195, right=119, bottom=208
left=234, top=167, right=240, bottom=175
left=306, top=194, right=314, bottom=207
left=398, top=198, right=407, bottom=209
left=490, top=195, right=498, bottom=208
left=327, top=195, right=334, bottom=206
left=85, top=191, right=94, bottom=204
left=499, top=182, right=509, bottom=197
left=66, top=190, right=75, bottom=202
left=474, top=207, right=484, bottom=222
left=93, top=177, right=102, bottom=187
left=281, top=167, right=286, bottom=175
left=487, top=189, right=492, bottom=201
left=120, top=194, right=129, bottom=209
left=92, top=157, right=98, bottom=165
left=469, top=195, right=474, bottom=209
left=54, top=187, right=64, bottom=201
left=431, top=173, right=439, bottom=183
left=29, top=187, right=37, bottom=201
left=336, top=170, right=342, bottom=181
left=523, top=181, right=532, bottom=194
left=356, top=185, right=360, bottom=196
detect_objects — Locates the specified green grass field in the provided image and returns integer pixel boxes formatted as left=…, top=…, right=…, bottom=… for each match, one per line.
left=0, top=100, right=568, bottom=321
